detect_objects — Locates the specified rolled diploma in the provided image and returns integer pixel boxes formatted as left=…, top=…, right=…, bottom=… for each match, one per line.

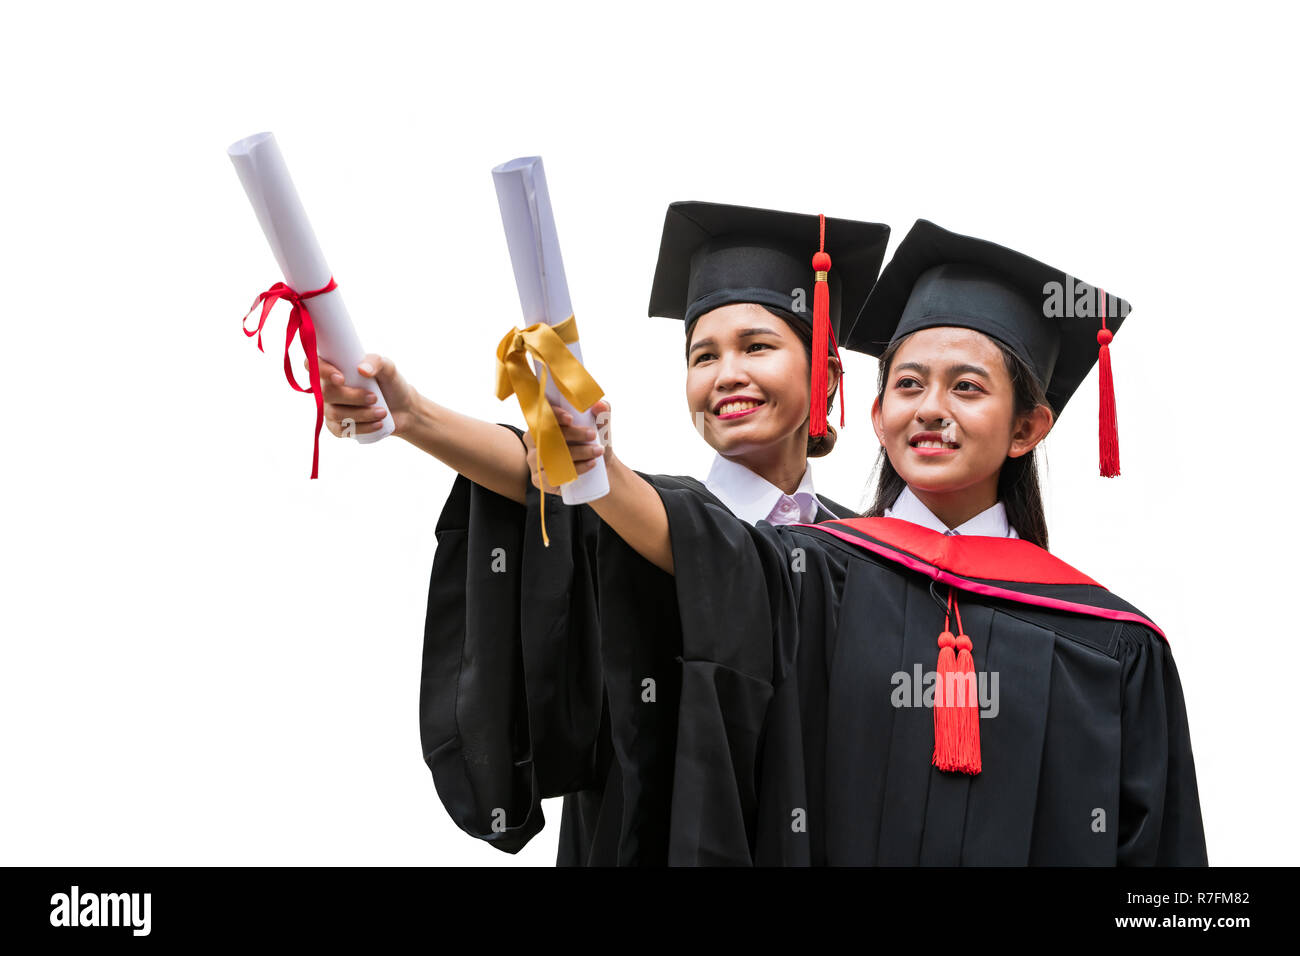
left=228, top=131, right=393, bottom=444
left=491, top=156, right=608, bottom=504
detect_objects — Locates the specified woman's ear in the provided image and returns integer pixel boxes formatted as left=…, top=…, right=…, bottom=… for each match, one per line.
left=1008, top=403, right=1054, bottom=459
left=826, top=358, right=842, bottom=402
left=870, top=394, right=884, bottom=444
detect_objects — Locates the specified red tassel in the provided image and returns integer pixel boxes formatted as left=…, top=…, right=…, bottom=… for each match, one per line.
left=933, top=628, right=960, bottom=765
left=953, top=633, right=982, bottom=773
left=1097, top=290, right=1120, bottom=477
left=932, top=592, right=981, bottom=775
left=809, top=214, right=832, bottom=438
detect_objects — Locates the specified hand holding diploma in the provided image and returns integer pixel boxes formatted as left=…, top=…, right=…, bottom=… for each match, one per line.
left=523, top=399, right=612, bottom=496
left=309, top=353, right=418, bottom=439
left=229, top=131, right=394, bottom=478
left=492, top=156, right=608, bottom=506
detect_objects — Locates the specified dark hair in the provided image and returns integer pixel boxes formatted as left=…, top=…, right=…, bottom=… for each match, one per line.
left=863, top=332, right=1051, bottom=549
left=685, top=309, right=840, bottom=458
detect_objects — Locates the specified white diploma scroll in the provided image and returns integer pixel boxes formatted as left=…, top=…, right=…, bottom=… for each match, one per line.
left=228, top=131, right=393, bottom=444
left=492, top=156, right=609, bottom=504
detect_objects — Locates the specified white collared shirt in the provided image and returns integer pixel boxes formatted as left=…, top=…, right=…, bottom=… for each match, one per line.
left=884, top=485, right=1020, bottom=538
left=704, top=453, right=822, bottom=526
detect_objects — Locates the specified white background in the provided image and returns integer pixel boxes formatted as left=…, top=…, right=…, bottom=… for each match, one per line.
left=2, top=0, right=1295, bottom=865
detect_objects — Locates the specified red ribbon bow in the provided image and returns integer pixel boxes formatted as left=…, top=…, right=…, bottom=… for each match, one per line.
left=241, top=277, right=337, bottom=479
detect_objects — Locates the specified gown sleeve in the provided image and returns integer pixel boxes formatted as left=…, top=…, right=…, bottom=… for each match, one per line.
left=1115, top=622, right=1209, bottom=865
left=419, top=425, right=605, bottom=853
left=651, top=479, right=806, bottom=865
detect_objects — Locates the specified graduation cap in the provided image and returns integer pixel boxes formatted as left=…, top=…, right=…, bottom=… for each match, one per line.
left=649, top=201, right=890, bottom=437
left=846, top=219, right=1131, bottom=476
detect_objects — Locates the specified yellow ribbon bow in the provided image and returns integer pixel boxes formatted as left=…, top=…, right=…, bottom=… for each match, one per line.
left=495, top=315, right=604, bottom=545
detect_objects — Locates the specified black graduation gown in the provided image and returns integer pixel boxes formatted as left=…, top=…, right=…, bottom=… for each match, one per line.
left=418, top=426, right=855, bottom=865
left=651, top=486, right=1208, bottom=866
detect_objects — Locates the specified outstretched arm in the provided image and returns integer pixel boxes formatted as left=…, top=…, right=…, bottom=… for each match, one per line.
left=524, top=400, right=674, bottom=575
left=314, top=353, right=531, bottom=505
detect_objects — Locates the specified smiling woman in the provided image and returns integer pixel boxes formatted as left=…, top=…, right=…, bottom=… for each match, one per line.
left=867, top=326, right=1054, bottom=547
left=686, top=302, right=842, bottom=467
left=412, top=201, right=889, bottom=865
left=646, top=201, right=888, bottom=506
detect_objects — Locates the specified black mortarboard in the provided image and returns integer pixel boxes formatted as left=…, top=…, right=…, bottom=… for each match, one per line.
left=649, top=201, right=890, bottom=436
left=846, top=219, right=1130, bottom=475
left=649, top=201, right=889, bottom=338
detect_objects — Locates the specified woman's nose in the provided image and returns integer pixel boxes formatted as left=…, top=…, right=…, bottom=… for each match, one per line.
left=714, top=350, right=751, bottom=388
left=915, top=386, right=952, bottom=424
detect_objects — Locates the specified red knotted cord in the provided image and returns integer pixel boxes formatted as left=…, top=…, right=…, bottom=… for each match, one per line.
left=241, top=277, right=337, bottom=479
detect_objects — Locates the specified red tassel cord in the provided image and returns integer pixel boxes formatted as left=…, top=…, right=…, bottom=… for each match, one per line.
left=809, top=214, right=833, bottom=437
left=828, top=315, right=846, bottom=429
left=1097, top=288, right=1120, bottom=477
left=242, top=277, right=337, bottom=479
left=932, top=589, right=982, bottom=775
